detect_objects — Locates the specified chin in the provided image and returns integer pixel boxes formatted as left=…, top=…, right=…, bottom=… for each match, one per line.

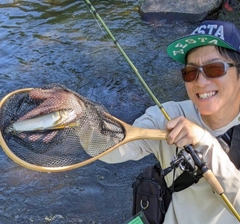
left=199, top=111, right=213, bottom=116
left=197, top=107, right=216, bottom=116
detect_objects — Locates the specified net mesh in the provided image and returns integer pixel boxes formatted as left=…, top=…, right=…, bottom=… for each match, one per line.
left=0, top=84, right=125, bottom=167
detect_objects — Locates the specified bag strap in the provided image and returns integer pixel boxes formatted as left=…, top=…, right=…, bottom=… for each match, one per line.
left=171, top=169, right=202, bottom=192
left=218, top=124, right=240, bottom=169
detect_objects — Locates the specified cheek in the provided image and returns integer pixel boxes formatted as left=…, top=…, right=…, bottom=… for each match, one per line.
left=184, top=83, right=194, bottom=97
left=222, top=72, right=240, bottom=91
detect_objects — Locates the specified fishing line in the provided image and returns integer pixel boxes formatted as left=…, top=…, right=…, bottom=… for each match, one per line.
left=82, top=0, right=240, bottom=221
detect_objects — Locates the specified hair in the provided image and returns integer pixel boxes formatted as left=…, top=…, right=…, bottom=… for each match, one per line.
left=217, top=47, right=240, bottom=78
left=185, top=46, right=240, bottom=78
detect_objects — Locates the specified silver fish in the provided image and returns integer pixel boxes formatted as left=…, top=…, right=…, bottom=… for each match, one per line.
left=6, top=110, right=78, bottom=133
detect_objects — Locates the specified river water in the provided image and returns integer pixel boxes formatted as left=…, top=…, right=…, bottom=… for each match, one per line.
left=0, top=0, right=232, bottom=223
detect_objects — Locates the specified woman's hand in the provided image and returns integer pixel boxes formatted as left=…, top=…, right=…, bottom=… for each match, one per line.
left=166, top=116, right=205, bottom=148
left=18, top=87, right=85, bottom=121
left=16, top=87, right=86, bottom=143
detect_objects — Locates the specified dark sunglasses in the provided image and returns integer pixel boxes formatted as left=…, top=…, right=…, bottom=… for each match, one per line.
left=181, top=61, right=239, bottom=82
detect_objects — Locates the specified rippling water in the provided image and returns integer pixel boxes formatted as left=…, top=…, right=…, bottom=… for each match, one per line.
left=0, top=0, right=189, bottom=107
left=0, top=0, right=193, bottom=223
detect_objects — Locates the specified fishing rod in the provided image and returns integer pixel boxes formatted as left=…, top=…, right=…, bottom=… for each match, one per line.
left=83, top=0, right=240, bottom=221
left=83, top=0, right=170, bottom=120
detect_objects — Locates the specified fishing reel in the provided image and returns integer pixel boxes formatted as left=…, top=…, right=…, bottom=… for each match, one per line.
left=161, top=147, right=204, bottom=177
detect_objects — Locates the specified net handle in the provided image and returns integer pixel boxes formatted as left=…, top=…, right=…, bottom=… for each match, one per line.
left=0, top=88, right=167, bottom=172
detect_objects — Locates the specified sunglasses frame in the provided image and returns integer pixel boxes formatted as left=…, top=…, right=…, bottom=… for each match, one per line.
left=181, top=61, right=239, bottom=82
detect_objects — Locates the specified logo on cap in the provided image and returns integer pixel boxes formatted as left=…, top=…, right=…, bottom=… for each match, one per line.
left=172, top=24, right=225, bottom=57
left=167, top=20, right=240, bottom=64
left=191, top=24, right=225, bottom=40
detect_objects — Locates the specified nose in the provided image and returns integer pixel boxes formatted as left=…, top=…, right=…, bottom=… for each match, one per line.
left=195, top=68, right=210, bottom=85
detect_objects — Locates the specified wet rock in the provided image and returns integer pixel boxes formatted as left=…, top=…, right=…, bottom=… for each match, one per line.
left=139, top=0, right=223, bottom=22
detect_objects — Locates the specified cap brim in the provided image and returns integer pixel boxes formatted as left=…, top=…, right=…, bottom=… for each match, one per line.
left=167, top=35, right=236, bottom=64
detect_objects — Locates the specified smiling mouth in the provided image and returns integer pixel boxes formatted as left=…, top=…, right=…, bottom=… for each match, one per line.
left=197, top=91, right=217, bottom=99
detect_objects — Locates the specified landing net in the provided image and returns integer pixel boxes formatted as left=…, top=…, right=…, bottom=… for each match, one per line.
left=0, top=84, right=125, bottom=168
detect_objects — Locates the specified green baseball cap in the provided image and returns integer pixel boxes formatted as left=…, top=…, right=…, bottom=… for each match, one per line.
left=167, top=20, right=240, bottom=64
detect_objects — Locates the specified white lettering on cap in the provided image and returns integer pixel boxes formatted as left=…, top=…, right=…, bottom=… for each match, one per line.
left=173, top=48, right=185, bottom=56
left=175, top=42, right=188, bottom=48
left=171, top=23, right=225, bottom=57
left=191, top=24, right=224, bottom=40
left=172, top=38, right=219, bottom=56
left=185, top=39, right=197, bottom=44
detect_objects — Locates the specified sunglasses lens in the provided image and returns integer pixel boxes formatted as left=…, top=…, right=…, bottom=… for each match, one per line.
left=181, top=67, right=198, bottom=82
left=203, top=62, right=225, bottom=78
left=181, top=62, right=226, bottom=82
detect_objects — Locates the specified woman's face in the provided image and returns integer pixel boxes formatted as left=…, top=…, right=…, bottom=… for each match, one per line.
left=185, top=46, right=240, bottom=124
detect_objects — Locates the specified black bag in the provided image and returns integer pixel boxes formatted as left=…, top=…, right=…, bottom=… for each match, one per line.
left=132, top=162, right=202, bottom=224
left=132, top=163, right=172, bottom=224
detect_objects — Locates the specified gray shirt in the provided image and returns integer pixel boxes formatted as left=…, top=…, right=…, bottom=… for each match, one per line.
left=100, top=100, right=240, bottom=224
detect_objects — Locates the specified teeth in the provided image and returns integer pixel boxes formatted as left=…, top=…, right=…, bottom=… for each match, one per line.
left=198, top=91, right=216, bottom=99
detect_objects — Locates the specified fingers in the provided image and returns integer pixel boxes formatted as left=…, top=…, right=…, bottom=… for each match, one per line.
left=19, top=88, right=76, bottom=120
left=166, top=116, right=205, bottom=147
left=18, top=103, right=57, bottom=120
left=28, top=88, right=57, bottom=100
left=166, top=116, right=185, bottom=146
left=18, top=131, right=58, bottom=144
left=43, top=131, right=58, bottom=143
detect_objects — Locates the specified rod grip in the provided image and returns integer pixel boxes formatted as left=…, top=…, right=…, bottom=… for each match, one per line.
left=203, top=169, right=224, bottom=195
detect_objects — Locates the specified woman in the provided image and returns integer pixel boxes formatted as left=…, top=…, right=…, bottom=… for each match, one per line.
left=100, top=19, right=240, bottom=223
left=15, top=19, right=240, bottom=223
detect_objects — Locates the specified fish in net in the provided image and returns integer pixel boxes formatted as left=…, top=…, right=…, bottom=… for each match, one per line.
left=0, top=84, right=125, bottom=168
left=0, top=84, right=167, bottom=172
